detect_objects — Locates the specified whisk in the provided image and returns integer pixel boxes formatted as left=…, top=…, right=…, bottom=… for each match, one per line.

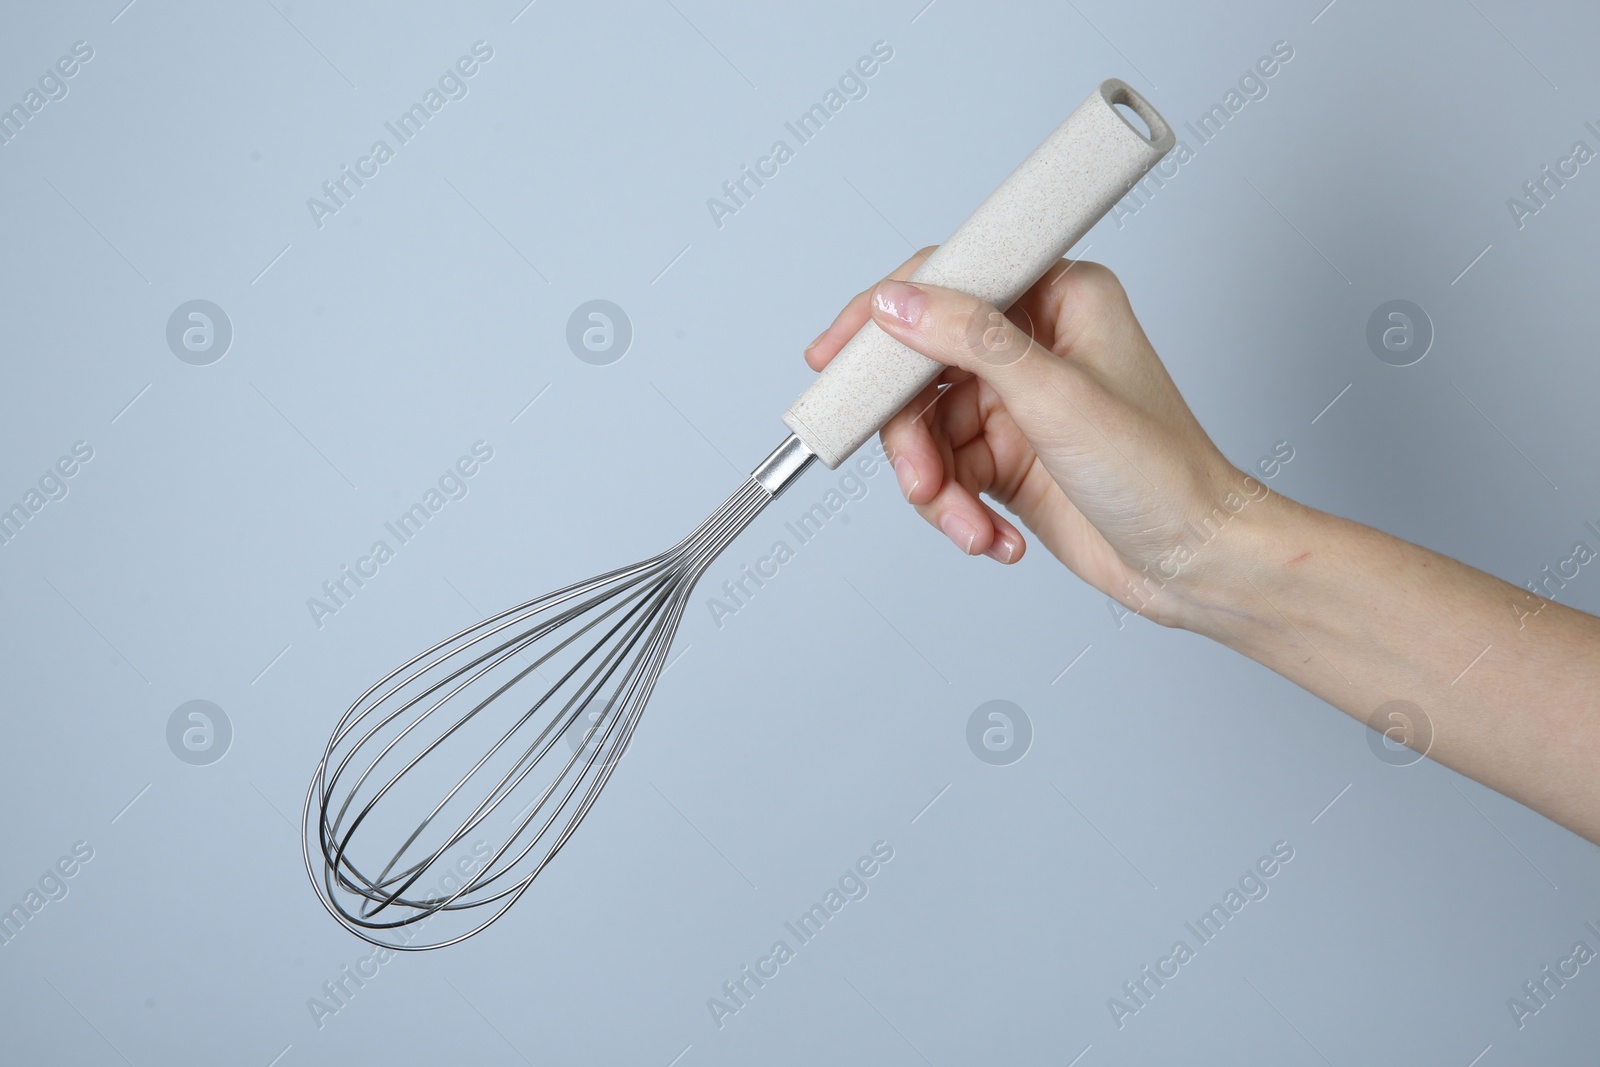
left=303, top=79, right=1174, bottom=950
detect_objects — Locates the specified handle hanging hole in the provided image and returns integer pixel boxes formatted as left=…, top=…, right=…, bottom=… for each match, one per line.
left=1113, top=101, right=1152, bottom=140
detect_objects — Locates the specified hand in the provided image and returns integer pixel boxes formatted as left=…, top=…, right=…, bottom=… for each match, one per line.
left=805, top=250, right=1256, bottom=628
left=808, top=251, right=1600, bottom=846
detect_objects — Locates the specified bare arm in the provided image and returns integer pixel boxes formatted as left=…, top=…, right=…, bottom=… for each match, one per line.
left=805, top=251, right=1600, bottom=844
left=1189, top=490, right=1600, bottom=842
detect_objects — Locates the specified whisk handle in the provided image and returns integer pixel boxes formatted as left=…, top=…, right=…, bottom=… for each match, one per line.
left=782, top=78, right=1174, bottom=469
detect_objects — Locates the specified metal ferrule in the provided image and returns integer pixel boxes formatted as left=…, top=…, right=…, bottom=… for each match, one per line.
left=751, top=434, right=816, bottom=497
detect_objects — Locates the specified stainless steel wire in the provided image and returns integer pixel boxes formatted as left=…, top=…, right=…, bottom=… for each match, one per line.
left=302, top=443, right=810, bottom=950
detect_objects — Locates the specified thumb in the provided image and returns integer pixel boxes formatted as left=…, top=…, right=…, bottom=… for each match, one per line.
left=867, top=278, right=1084, bottom=436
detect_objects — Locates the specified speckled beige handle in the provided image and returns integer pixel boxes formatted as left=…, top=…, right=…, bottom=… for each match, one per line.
left=783, top=79, right=1174, bottom=468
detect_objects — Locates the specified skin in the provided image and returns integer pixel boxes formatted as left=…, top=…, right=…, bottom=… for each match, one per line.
left=805, top=249, right=1600, bottom=845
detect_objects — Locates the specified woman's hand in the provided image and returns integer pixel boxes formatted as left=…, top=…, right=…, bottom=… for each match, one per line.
left=807, top=249, right=1600, bottom=844
left=805, top=250, right=1253, bottom=629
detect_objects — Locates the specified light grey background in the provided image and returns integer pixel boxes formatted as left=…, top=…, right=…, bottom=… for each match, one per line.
left=2, top=0, right=1598, bottom=1064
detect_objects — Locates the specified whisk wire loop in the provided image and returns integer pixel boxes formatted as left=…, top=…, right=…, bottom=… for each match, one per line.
left=303, top=467, right=792, bottom=950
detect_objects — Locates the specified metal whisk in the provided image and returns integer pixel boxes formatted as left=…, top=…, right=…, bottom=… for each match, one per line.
left=303, top=439, right=813, bottom=949
left=302, top=79, right=1175, bottom=949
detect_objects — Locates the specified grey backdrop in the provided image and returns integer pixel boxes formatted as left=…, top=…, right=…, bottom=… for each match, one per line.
left=3, top=0, right=1598, bottom=1064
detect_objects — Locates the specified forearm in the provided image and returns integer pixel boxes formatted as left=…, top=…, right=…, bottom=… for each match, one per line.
left=1182, top=484, right=1600, bottom=844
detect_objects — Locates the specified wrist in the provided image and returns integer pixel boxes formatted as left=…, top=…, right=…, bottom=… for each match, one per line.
left=1165, top=477, right=1320, bottom=644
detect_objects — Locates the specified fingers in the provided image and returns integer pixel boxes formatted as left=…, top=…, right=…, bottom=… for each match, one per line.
left=866, top=277, right=1077, bottom=440
left=879, top=378, right=1027, bottom=564
left=866, top=262, right=1142, bottom=417
left=984, top=508, right=1026, bottom=564
left=943, top=430, right=1026, bottom=564
left=914, top=457, right=1027, bottom=563
left=808, top=253, right=1141, bottom=567
left=803, top=244, right=1026, bottom=564
left=864, top=263, right=1137, bottom=567
left=804, top=246, right=935, bottom=372
left=1009, top=259, right=1151, bottom=387
left=882, top=379, right=944, bottom=506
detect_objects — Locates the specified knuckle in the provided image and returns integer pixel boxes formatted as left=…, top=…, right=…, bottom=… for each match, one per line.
left=949, top=300, right=1031, bottom=368
left=934, top=298, right=989, bottom=353
left=1055, top=260, right=1127, bottom=314
left=881, top=411, right=915, bottom=438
